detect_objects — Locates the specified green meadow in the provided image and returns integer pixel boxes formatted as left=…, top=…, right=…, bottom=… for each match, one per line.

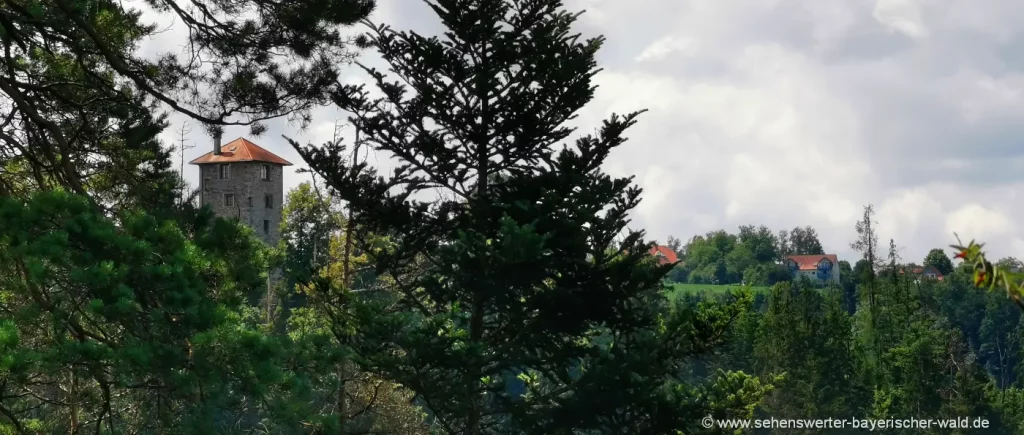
left=666, top=282, right=768, bottom=295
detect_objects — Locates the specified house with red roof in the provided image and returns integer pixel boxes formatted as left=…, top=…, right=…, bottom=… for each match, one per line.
left=649, top=245, right=679, bottom=265
left=784, top=254, right=840, bottom=285
left=898, top=265, right=945, bottom=282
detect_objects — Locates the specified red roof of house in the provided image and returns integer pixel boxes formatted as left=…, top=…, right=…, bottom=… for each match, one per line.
left=785, top=254, right=839, bottom=271
left=649, top=245, right=679, bottom=265
left=188, top=137, right=293, bottom=166
left=899, top=265, right=944, bottom=278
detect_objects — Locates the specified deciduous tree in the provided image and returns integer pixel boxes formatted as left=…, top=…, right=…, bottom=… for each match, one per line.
left=738, top=224, right=779, bottom=263
left=788, top=225, right=824, bottom=255
left=924, top=248, right=955, bottom=275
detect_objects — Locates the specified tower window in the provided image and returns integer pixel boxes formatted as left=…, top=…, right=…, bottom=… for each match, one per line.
left=224, top=194, right=235, bottom=207
left=260, top=164, right=270, bottom=181
left=264, top=194, right=273, bottom=209
left=219, top=164, right=230, bottom=179
left=247, top=196, right=253, bottom=207
left=263, top=220, right=270, bottom=234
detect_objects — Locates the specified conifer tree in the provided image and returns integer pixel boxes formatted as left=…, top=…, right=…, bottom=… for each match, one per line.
left=0, top=0, right=375, bottom=199
left=294, top=0, right=771, bottom=432
left=0, top=192, right=286, bottom=432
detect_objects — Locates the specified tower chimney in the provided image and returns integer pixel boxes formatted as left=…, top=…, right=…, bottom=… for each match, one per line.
left=213, top=130, right=222, bottom=155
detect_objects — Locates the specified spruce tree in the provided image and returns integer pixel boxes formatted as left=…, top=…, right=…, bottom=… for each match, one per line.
left=294, top=0, right=771, bottom=432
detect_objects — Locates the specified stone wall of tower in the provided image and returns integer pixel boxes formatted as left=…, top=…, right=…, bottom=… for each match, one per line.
left=198, top=161, right=285, bottom=246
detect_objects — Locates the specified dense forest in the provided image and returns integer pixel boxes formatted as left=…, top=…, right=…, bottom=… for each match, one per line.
left=1, top=0, right=1023, bottom=433
left=664, top=224, right=1024, bottom=434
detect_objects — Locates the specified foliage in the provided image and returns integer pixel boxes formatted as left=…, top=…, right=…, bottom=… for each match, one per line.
left=4, top=0, right=1023, bottom=431
left=979, top=295, right=1021, bottom=388
left=742, top=263, right=792, bottom=287
left=0, top=189, right=431, bottom=433
left=664, top=235, right=683, bottom=258
left=694, top=260, right=1024, bottom=433
left=292, top=0, right=772, bottom=432
left=279, top=181, right=430, bottom=433
left=752, top=281, right=858, bottom=428
left=851, top=205, right=882, bottom=272
left=951, top=237, right=1024, bottom=311
left=737, top=225, right=780, bottom=262
left=924, top=248, right=955, bottom=276
left=668, top=224, right=822, bottom=285
left=838, top=259, right=857, bottom=313
left=665, top=263, right=689, bottom=283
left=0, top=191, right=284, bottom=432
left=280, top=181, right=344, bottom=290
left=284, top=305, right=429, bottom=434
left=786, top=226, right=824, bottom=256
left=852, top=259, right=873, bottom=286
left=0, top=0, right=375, bottom=199
left=997, top=257, right=1024, bottom=272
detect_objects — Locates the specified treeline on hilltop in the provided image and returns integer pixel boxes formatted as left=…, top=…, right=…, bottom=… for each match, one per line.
left=657, top=207, right=1024, bottom=433
left=2, top=0, right=1024, bottom=433
left=660, top=218, right=1018, bottom=291
left=660, top=225, right=828, bottom=285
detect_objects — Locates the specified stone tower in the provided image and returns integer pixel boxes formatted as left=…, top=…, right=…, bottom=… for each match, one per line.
left=189, top=136, right=292, bottom=246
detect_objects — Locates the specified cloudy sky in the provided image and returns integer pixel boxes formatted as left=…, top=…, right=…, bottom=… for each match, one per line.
left=145, top=0, right=1024, bottom=264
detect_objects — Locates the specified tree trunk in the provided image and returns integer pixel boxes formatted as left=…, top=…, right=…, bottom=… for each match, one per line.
left=337, top=126, right=361, bottom=433
left=466, top=295, right=484, bottom=435
left=69, top=370, right=79, bottom=434
left=465, top=38, right=492, bottom=435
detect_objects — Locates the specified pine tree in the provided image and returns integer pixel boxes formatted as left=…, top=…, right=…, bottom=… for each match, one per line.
left=294, top=0, right=772, bottom=432
left=0, top=0, right=375, bottom=199
left=0, top=191, right=286, bottom=432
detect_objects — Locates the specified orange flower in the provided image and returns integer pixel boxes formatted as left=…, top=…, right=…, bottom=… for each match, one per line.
left=954, top=251, right=967, bottom=260
left=975, top=271, right=987, bottom=286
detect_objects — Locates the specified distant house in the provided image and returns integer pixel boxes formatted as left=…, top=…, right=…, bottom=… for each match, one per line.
left=649, top=245, right=679, bottom=265
left=899, top=265, right=945, bottom=282
left=785, top=254, right=841, bottom=285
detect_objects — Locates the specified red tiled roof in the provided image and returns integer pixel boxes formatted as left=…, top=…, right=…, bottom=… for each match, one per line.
left=899, top=265, right=944, bottom=278
left=189, top=137, right=293, bottom=166
left=785, top=254, right=838, bottom=271
left=649, top=245, right=679, bottom=265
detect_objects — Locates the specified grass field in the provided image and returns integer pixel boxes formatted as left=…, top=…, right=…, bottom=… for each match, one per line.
left=663, top=283, right=769, bottom=305
left=667, top=283, right=768, bottom=294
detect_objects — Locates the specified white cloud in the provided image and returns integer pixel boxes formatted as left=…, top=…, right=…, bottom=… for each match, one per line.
left=635, top=37, right=697, bottom=62
left=944, top=203, right=1013, bottom=242
left=873, top=0, right=930, bottom=39
left=876, top=189, right=946, bottom=255
left=564, top=0, right=1024, bottom=263
left=140, top=0, right=1023, bottom=264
